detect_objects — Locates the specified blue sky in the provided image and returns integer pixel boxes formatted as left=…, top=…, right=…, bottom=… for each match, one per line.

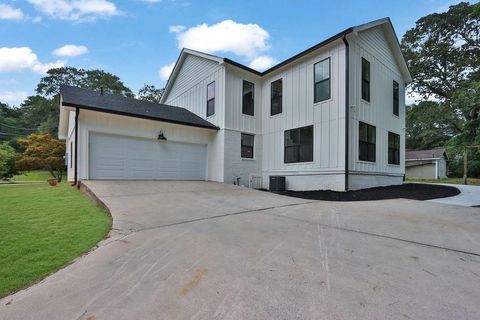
left=0, top=0, right=466, bottom=106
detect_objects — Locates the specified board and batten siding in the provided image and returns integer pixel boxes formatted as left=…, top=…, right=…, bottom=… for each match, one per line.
left=163, top=54, right=226, bottom=128
left=347, top=25, right=405, bottom=189
left=260, top=41, right=347, bottom=191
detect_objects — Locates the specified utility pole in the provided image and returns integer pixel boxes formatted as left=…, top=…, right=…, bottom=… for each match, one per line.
left=463, top=145, right=480, bottom=185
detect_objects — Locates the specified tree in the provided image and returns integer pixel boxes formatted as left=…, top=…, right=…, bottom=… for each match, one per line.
left=137, top=84, right=164, bottom=103
left=0, top=102, right=23, bottom=143
left=36, top=67, right=134, bottom=98
left=18, top=96, right=58, bottom=137
left=0, top=141, right=17, bottom=180
left=15, top=133, right=66, bottom=182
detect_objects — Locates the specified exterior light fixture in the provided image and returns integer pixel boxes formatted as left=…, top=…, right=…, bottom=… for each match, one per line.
left=157, top=130, right=167, bottom=141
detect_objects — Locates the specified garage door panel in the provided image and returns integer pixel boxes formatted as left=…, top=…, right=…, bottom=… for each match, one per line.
left=89, top=133, right=206, bottom=180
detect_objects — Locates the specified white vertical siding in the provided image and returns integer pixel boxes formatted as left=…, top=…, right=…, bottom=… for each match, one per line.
left=259, top=41, right=346, bottom=191
left=348, top=25, right=405, bottom=186
left=164, top=54, right=226, bottom=128
left=66, top=111, right=75, bottom=182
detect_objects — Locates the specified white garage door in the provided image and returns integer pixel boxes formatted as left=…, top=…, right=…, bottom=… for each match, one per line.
left=89, top=133, right=207, bottom=180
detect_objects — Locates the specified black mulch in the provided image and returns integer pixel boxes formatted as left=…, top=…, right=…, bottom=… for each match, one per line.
left=275, top=183, right=460, bottom=201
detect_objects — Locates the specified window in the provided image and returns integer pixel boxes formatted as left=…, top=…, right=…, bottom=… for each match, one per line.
left=242, top=80, right=254, bottom=116
left=207, top=81, right=215, bottom=117
left=271, top=79, right=282, bottom=115
left=361, top=58, right=370, bottom=102
left=241, top=133, right=254, bottom=159
left=314, top=58, right=331, bottom=103
left=70, top=142, right=73, bottom=168
left=388, top=132, right=400, bottom=165
left=393, top=80, right=399, bottom=116
left=359, top=122, right=376, bottom=162
left=284, top=125, right=314, bottom=163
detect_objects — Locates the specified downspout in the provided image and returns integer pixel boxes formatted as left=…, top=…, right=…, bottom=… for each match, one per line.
left=74, top=107, right=79, bottom=186
left=342, top=35, right=350, bottom=191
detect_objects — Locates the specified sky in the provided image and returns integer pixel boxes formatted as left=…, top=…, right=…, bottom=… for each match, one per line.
left=0, top=0, right=467, bottom=106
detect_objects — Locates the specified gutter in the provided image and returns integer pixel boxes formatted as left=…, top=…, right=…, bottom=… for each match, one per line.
left=342, top=35, right=350, bottom=192
left=74, top=107, right=79, bottom=186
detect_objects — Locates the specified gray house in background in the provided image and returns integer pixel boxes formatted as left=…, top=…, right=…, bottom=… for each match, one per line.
left=405, top=148, right=448, bottom=180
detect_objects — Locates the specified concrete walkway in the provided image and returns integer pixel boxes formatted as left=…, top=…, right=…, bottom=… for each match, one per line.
left=428, top=183, right=480, bottom=207
left=1, top=181, right=479, bottom=320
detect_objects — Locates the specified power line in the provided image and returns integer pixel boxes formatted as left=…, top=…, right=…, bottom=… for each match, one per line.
left=0, top=121, right=57, bottom=131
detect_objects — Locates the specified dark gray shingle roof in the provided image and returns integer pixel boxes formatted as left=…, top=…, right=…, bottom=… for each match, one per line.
left=405, top=148, right=446, bottom=160
left=60, top=85, right=218, bottom=130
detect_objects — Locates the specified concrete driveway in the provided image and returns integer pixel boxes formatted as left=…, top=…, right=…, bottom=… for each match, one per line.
left=1, top=181, right=480, bottom=320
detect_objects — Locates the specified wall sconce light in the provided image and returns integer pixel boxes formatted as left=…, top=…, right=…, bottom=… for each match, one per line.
left=157, top=130, right=167, bottom=141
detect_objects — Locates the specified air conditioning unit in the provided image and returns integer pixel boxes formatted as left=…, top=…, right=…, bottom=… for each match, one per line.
left=269, top=176, right=286, bottom=192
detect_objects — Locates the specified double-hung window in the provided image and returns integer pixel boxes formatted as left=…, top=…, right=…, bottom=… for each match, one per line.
left=388, top=132, right=400, bottom=165
left=284, top=126, right=314, bottom=163
left=314, top=58, right=330, bottom=103
left=359, top=122, right=376, bottom=162
left=361, top=58, right=370, bottom=102
left=271, top=79, right=282, bottom=115
left=206, top=81, right=215, bottom=117
left=241, top=133, right=254, bottom=159
left=242, top=80, right=254, bottom=116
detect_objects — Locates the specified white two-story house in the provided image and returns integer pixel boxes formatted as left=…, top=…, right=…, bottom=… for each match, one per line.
left=58, top=17, right=411, bottom=191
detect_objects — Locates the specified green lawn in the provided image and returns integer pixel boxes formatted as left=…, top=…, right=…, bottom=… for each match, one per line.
left=13, top=170, right=61, bottom=182
left=0, top=183, right=111, bottom=298
left=407, top=177, right=480, bottom=186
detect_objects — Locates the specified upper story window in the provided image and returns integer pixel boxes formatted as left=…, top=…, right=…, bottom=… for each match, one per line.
left=359, top=121, right=376, bottom=162
left=271, top=79, right=282, bottom=116
left=314, top=58, right=331, bottom=103
left=241, top=133, right=254, bottom=159
left=388, top=132, right=400, bottom=165
left=207, top=81, right=215, bottom=117
left=393, top=80, right=399, bottom=116
left=242, top=80, right=254, bottom=116
left=361, top=58, right=370, bottom=102
left=284, top=125, right=314, bottom=163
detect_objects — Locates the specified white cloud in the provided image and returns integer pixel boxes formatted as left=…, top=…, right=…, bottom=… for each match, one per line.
left=406, top=89, right=441, bottom=105
left=53, top=44, right=88, bottom=57
left=0, top=91, right=28, bottom=105
left=248, top=55, right=278, bottom=71
left=169, top=25, right=186, bottom=33
left=0, top=3, right=24, bottom=20
left=0, top=47, right=65, bottom=74
left=28, top=0, right=119, bottom=22
left=159, top=62, right=175, bottom=81
left=171, top=20, right=271, bottom=59
left=140, top=0, right=162, bottom=3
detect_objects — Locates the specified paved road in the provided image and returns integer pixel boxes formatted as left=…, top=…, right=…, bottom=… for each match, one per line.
left=1, top=181, right=480, bottom=320
left=428, top=183, right=480, bottom=207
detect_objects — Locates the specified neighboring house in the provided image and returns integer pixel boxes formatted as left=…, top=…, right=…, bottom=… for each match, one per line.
left=405, top=148, right=448, bottom=180
left=58, top=17, right=411, bottom=191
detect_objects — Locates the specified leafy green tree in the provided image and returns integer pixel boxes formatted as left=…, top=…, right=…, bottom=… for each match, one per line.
left=137, top=84, right=164, bottom=103
left=0, top=102, right=23, bottom=143
left=0, top=141, right=17, bottom=180
left=15, top=133, right=66, bottom=182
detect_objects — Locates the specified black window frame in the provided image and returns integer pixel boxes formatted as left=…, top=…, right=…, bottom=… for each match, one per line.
left=361, top=58, right=370, bottom=102
left=241, top=133, right=254, bottom=159
left=242, top=80, right=255, bottom=116
left=270, top=78, right=282, bottom=116
left=284, top=125, right=314, bottom=164
left=314, top=57, right=331, bottom=103
left=388, top=132, right=400, bottom=165
left=359, top=121, right=376, bottom=162
left=70, top=141, right=73, bottom=168
left=393, top=80, right=399, bottom=116
left=206, top=81, right=215, bottom=117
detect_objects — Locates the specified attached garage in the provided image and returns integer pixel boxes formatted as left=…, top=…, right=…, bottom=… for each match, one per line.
left=89, top=133, right=207, bottom=180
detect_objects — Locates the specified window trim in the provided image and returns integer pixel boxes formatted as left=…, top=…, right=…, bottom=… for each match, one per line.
left=388, top=131, right=400, bottom=165
left=314, top=57, right=331, bottom=104
left=242, top=80, right=255, bottom=116
left=358, top=121, right=376, bottom=163
left=393, top=80, right=399, bottom=116
left=206, top=81, right=215, bottom=117
left=70, top=141, right=73, bottom=168
left=361, top=58, right=370, bottom=102
left=270, top=78, right=283, bottom=116
left=241, top=133, right=254, bottom=159
left=284, top=125, right=314, bottom=164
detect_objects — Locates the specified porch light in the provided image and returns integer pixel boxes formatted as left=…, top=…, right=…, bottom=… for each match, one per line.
left=157, top=130, right=167, bottom=141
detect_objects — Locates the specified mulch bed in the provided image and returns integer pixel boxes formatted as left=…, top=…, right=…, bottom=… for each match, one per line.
left=276, top=183, right=460, bottom=201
